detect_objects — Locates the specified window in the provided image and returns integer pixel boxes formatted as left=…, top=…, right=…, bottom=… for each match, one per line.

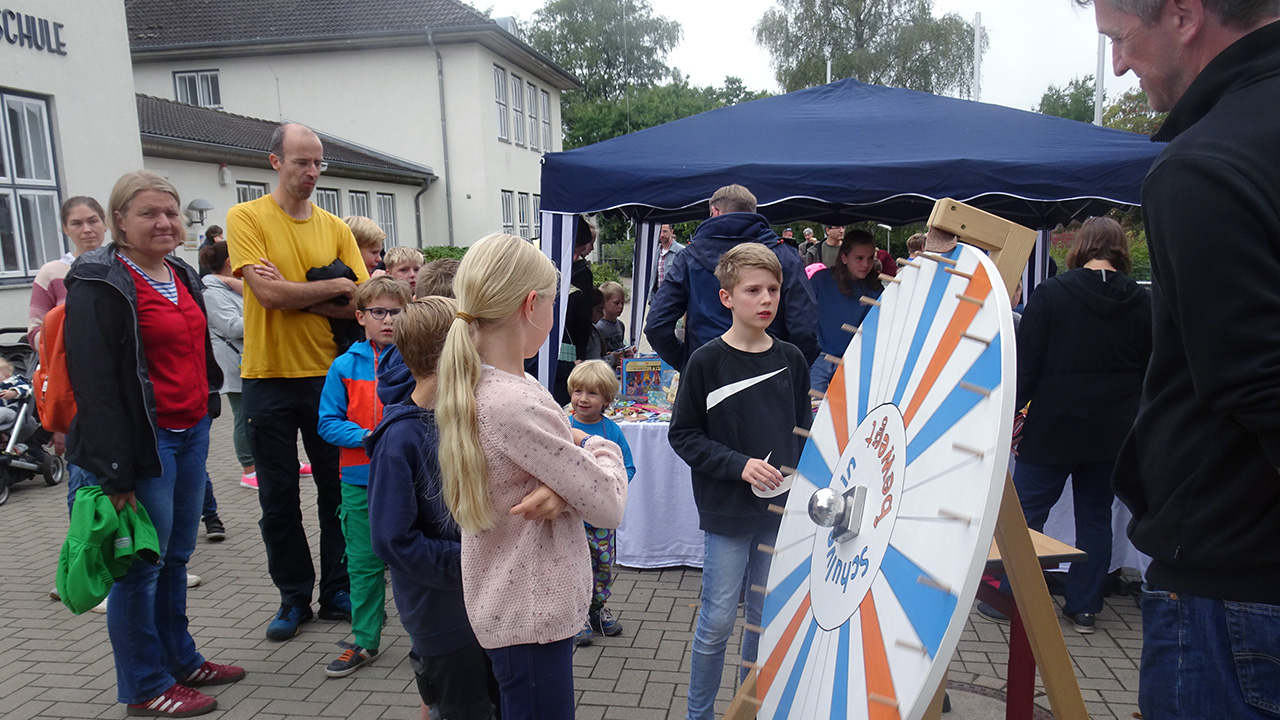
left=517, top=193, right=530, bottom=239
left=377, top=193, right=397, bottom=246
left=494, top=66, right=509, bottom=141
left=313, top=188, right=340, bottom=216
left=174, top=70, right=222, bottom=109
left=0, top=91, right=60, bottom=278
left=235, top=182, right=267, bottom=203
left=527, top=82, right=539, bottom=151
left=349, top=190, right=370, bottom=219
left=510, top=74, right=525, bottom=146
left=500, top=190, right=514, bottom=235
left=541, top=90, right=552, bottom=152
left=533, top=194, right=541, bottom=237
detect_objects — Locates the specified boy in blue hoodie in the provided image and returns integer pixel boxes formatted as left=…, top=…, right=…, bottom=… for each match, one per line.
left=366, top=296, right=499, bottom=719
left=317, top=276, right=412, bottom=677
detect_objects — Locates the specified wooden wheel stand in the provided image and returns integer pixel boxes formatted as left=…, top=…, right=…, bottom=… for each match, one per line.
left=723, top=200, right=1089, bottom=720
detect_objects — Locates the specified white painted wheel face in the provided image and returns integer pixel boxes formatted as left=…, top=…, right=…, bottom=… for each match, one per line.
left=757, top=245, right=1016, bottom=720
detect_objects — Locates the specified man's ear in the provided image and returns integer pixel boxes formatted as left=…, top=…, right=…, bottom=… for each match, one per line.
left=269, top=153, right=282, bottom=171
left=1168, top=0, right=1206, bottom=44
left=719, top=287, right=733, bottom=310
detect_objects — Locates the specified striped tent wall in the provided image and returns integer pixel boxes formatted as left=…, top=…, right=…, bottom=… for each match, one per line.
left=536, top=211, right=577, bottom=393
left=629, top=221, right=661, bottom=345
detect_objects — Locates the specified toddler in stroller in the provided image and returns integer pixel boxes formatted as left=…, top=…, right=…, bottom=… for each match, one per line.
left=0, top=330, right=64, bottom=506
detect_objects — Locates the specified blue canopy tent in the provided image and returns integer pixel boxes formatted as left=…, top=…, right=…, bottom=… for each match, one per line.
left=534, top=79, right=1163, bottom=386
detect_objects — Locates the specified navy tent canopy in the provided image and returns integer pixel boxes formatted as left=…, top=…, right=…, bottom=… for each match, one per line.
left=540, top=79, right=1163, bottom=229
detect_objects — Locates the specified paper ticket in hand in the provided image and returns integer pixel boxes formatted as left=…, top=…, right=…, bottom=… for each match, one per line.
left=752, top=452, right=794, bottom=498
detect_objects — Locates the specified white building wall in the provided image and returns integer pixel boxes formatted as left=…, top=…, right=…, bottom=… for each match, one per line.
left=142, top=157, right=423, bottom=271
left=0, top=0, right=142, bottom=328
left=131, top=37, right=563, bottom=251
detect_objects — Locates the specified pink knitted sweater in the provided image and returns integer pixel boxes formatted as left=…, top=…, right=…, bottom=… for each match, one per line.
left=463, top=367, right=628, bottom=648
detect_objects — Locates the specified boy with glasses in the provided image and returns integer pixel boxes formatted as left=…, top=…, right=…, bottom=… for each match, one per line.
left=318, top=275, right=412, bottom=676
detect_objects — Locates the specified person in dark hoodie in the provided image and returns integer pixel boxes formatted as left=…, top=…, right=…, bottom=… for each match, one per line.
left=1002, top=216, right=1151, bottom=634
left=644, top=184, right=818, bottom=371
left=367, top=296, right=499, bottom=720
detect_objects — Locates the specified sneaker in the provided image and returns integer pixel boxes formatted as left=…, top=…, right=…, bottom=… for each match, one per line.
left=183, top=660, right=246, bottom=687
left=186, top=573, right=202, bottom=589
left=324, top=642, right=379, bottom=678
left=240, top=472, right=258, bottom=489
left=299, top=462, right=312, bottom=476
left=49, top=586, right=59, bottom=601
left=1064, top=611, right=1096, bottom=634
left=976, top=602, right=1009, bottom=624
left=266, top=604, right=314, bottom=641
left=203, top=516, right=226, bottom=542
left=90, top=597, right=108, bottom=614
left=573, top=620, right=594, bottom=647
left=126, top=682, right=216, bottom=717
left=589, top=607, right=623, bottom=637
left=319, top=590, right=352, bottom=622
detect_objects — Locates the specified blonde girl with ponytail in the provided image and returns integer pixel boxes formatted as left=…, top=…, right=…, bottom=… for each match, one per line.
left=436, top=233, right=627, bottom=718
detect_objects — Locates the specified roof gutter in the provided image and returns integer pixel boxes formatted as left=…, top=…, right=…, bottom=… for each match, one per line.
left=426, top=28, right=455, bottom=247
left=140, top=135, right=435, bottom=185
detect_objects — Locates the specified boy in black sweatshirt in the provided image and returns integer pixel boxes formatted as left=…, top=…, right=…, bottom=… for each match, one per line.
left=669, top=243, right=812, bottom=720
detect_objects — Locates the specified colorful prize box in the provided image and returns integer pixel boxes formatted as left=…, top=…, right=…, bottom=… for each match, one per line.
left=621, top=356, right=678, bottom=410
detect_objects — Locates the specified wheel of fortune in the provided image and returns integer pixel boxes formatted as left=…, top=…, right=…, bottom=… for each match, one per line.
left=755, top=242, right=1016, bottom=720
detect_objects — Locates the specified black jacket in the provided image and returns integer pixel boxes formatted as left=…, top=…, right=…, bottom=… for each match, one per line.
left=1015, top=268, right=1151, bottom=464
left=644, top=212, right=819, bottom=371
left=1116, top=20, right=1280, bottom=602
left=64, top=245, right=222, bottom=494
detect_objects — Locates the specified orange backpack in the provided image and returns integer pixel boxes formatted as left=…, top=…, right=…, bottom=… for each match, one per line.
left=34, top=304, right=76, bottom=434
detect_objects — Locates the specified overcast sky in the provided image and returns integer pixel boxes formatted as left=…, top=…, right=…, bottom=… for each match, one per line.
left=487, top=0, right=1142, bottom=113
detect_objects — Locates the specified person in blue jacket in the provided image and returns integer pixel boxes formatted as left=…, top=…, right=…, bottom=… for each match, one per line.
left=808, top=230, right=883, bottom=392
left=644, top=184, right=818, bottom=372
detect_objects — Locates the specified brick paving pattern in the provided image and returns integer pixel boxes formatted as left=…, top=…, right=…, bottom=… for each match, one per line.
left=0, top=417, right=1143, bottom=719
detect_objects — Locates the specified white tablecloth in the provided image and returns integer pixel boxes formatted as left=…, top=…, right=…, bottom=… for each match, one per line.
left=616, top=421, right=705, bottom=568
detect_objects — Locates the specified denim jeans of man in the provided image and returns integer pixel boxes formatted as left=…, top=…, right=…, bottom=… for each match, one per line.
left=243, top=376, right=346, bottom=608
left=106, top=415, right=210, bottom=704
left=809, top=356, right=837, bottom=394
left=687, top=527, right=777, bottom=720
left=1012, top=459, right=1114, bottom=615
left=485, top=638, right=574, bottom=720
left=1140, top=585, right=1280, bottom=719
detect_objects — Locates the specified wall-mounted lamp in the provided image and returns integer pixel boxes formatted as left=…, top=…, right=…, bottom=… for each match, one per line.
left=186, top=198, right=214, bottom=227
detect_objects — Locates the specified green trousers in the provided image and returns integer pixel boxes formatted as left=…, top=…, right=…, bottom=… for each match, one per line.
left=339, top=482, right=386, bottom=650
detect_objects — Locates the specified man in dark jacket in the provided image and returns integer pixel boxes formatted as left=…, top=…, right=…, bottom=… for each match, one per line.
left=644, top=184, right=818, bottom=371
left=1083, top=1, right=1280, bottom=716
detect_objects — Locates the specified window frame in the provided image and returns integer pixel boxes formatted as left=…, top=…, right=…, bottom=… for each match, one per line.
left=494, top=65, right=509, bottom=142
left=376, top=193, right=397, bottom=247
left=500, top=190, right=515, bottom=235
left=517, top=192, right=530, bottom=239
left=173, top=69, right=222, bottom=109
left=313, top=188, right=340, bottom=216
left=510, top=74, right=525, bottom=146
left=4, top=94, right=56, bottom=186
left=349, top=190, right=370, bottom=219
left=533, top=194, right=541, bottom=238
left=0, top=90, right=62, bottom=280
left=541, top=90, right=552, bottom=152
left=527, top=82, right=539, bottom=151
left=235, top=181, right=268, bottom=204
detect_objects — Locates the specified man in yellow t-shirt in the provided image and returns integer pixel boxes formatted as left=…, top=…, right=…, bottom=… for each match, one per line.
left=226, top=122, right=369, bottom=642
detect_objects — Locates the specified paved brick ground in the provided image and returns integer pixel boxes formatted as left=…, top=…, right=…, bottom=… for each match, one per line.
left=0, top=417, right=1143, bottom=719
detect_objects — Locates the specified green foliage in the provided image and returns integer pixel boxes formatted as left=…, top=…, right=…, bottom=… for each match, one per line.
left=754, top=0, right=987, bottom=97
left=1103, top=88, right=1167, bottom=136
left=591, top=262, right=621, bottom=287
left=1036, top=75, right=1099, bottom=123
left=421, top=245, right=467, bottom=262
left=1048, top=221, right=1151, bottom=283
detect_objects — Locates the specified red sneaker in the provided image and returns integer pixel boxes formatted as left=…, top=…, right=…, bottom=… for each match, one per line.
left=299, top=462, right=313, bottom=476
left=183, top=660, right=245, bottom=687
left=126, top=683, right=216, bottom=717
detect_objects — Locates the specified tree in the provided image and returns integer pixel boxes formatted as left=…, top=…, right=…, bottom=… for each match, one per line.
left=1103, top=88, right=1166, bottom=136
left=1035, top=75, right=1099, bottom=123
left=754, top=0, right=986, bottom=96
left=526, top=0, right=682, bottom=104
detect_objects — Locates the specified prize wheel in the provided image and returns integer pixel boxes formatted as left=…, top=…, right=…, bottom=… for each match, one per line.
left=756, top=244, right=1015, bottom=720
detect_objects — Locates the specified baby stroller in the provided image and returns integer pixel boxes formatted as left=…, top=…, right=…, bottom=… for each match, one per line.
left=0, top=328, right=64, bottom=506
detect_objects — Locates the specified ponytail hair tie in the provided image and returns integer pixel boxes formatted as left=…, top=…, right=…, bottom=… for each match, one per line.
left=455, top=311, right=476, bottom=324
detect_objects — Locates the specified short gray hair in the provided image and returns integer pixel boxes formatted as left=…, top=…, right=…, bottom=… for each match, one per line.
left=1075, top=0, right=1280, bottom=27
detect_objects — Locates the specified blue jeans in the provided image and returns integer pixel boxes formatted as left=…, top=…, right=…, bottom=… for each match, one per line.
left=1012, top=460, right=1113, bottom=615
left=687, top=527, right=777, bottom=720
left=809, top=356, right=837, bottom=393
left=201, top=473, right=217, bottom=521
left=485, top=638, right=574, bottom=720
left=1140, top=585, right=1280, bottom=719
left=66, top=462, right=96, bottom=515
left=105, top=416, right=211, bottom=704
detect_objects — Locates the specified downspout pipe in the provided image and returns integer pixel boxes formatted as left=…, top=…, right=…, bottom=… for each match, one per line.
left=426, top=29, right=457, bottom=246
left=413, top=176, right=431, bottom=248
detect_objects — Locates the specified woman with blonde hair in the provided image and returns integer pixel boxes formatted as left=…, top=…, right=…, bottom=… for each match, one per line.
left=65, top=170, right=242, bottom=717
left=436, top=233, right=628, bottom=718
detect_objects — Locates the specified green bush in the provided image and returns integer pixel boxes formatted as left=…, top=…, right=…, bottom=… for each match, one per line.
left=592, top=262, right=621, bottom=287
left=422, top=245, right=468, bottom=262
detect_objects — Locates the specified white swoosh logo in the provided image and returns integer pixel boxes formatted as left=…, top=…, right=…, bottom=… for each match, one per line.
left=706, top=368, right=785, bottom=410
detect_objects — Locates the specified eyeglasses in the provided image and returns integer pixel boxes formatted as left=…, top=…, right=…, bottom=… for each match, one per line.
left=362, top=307, right=401, bottom=320
left=288, top=158, right=329, bottom=173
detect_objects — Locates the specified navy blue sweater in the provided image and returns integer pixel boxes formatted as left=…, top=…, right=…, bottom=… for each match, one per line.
left=365, top=401, right=477, bottom=658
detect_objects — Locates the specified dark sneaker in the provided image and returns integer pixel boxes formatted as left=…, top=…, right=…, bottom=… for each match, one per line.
left=183, top=660, right=245, bottom=687
left=266, top=604, right=313, bottom=641
left=1065, top=611, right=1096, bottom=634
left=324, top=642, right=379, bottom=678
left=976, top=602, right=1010, bottom=624
left=573, top=620, right=594, bottom=647
left=589, top=607, right=623, bottom=636
left=203, top=516, right=225, bottom=542
left=126, top=683, right=216, bottom=717
left=319, top=590, right=352, bottom=621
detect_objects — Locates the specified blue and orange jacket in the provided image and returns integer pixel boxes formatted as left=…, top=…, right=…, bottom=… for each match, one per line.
left=318, top=339, right=386, bottom=486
